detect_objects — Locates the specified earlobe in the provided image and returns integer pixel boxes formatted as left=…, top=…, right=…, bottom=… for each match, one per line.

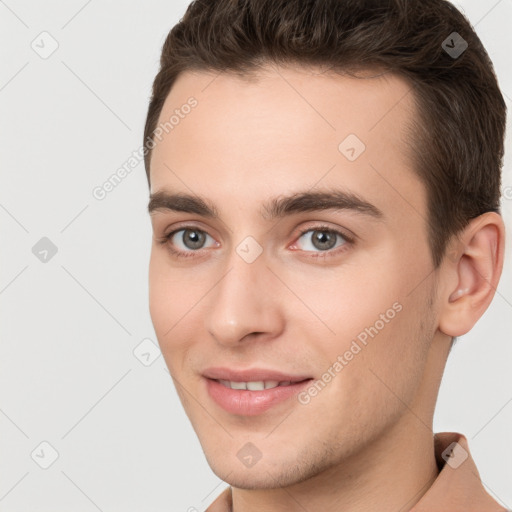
left=438, top=212, right=505, bottom=338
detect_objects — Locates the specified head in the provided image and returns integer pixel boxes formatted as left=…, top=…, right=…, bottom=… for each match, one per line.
left=145, top=0, right=506, bottom=489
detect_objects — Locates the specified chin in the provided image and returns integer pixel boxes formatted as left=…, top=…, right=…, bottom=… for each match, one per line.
left=204, top=449, right=327, bottom=490
left=211, top=467, right=302, bottom=490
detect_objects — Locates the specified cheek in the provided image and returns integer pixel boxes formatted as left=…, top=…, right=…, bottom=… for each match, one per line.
left=287, top=262, right=401, bottom=345
left=148, top=249, right=191, bottom=325
left=306, top=253, right=430, bottom=391
left=148, top=253, right=170, bottom=335
left=148, top=250, right=208, bottom=374
left=305, top=298, right=431, bottom=454
left=148, top=252, right=189, bottom=354
left=336, top=285, right=433, bottom=429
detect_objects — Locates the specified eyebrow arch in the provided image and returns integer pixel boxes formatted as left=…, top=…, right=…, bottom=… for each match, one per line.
left=148, top=189, right=384, bottom=221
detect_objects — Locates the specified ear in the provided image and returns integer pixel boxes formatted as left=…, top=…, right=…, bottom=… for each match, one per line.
left=438, top=212, right=505, bottom=338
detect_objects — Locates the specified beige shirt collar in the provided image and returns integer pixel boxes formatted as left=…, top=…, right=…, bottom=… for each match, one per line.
left=206, top=432, right=508, bottom=512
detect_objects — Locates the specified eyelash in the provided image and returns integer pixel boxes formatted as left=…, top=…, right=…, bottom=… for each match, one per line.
left=157, top=224, right=355, bottom=260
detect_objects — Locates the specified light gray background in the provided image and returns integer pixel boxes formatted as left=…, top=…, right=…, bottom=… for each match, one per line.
left=1, top=1, right=511, bottom=510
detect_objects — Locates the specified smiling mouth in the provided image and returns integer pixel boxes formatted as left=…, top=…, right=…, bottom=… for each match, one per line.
left=215, top=379, right=309, bottom=390
left=204, top=376, right=314, bottom=415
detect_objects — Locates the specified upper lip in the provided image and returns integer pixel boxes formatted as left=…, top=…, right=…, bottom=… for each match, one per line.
left=202, top=367, right=313, bottom=382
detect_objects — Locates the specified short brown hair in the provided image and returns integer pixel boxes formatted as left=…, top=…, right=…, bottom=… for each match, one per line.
left=143, top=0, right=506, bottom=268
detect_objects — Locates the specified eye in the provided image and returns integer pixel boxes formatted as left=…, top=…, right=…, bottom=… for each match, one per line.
left=161, top=227, right=218, bottom=257
left=292, top=226, right=352, bottom=255
left=157, top=224, right=353, bottom=260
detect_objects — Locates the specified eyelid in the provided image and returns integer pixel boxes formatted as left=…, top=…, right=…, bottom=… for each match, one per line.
left=292, top=222, right=356, bottom=244
left=161, top=219, right=217, bottom=238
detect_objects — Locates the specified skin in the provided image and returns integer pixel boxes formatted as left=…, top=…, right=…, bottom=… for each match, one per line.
left=147, top=64, right=505, bottom=511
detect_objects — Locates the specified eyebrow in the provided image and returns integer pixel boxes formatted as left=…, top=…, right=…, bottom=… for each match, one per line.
left=148, top=189, right=384, bottom=221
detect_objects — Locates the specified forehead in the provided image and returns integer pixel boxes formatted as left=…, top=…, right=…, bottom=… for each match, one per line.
left=149, top=64, right=426, bottom=227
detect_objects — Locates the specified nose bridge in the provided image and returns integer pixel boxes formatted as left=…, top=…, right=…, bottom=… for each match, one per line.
left=205, top=239, right=282, bottom=346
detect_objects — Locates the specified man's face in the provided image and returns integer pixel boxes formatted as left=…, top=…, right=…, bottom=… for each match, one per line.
left=148, top=65, right=444, bottom=488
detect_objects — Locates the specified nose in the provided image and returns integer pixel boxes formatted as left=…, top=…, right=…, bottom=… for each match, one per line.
left=204, top=247, right=285, bottom=347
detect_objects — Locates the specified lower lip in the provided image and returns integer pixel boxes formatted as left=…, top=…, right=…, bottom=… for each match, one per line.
left=205, top=378, right=312, bottom=416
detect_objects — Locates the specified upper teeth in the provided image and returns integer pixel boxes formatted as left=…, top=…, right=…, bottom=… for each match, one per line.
left=218, top=380, right=292, bottom=390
